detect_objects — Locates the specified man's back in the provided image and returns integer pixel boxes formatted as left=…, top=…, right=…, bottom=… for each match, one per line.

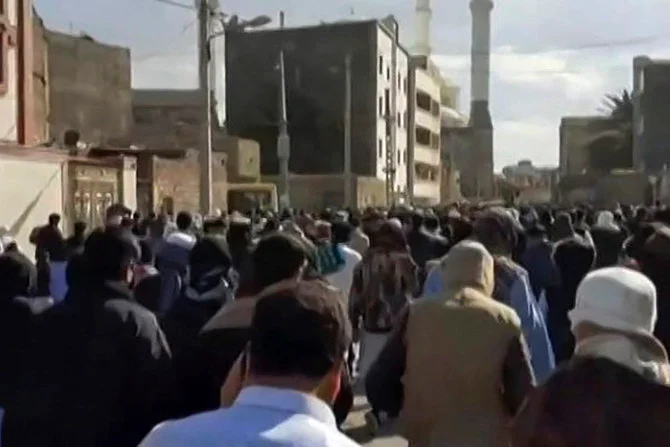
left=2, top=282, right=174, bottom=447
left=141, top=386, right=360, bottom=447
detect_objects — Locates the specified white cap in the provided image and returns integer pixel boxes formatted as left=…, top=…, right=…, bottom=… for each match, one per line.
left=569, top=267, right=657, bottom=337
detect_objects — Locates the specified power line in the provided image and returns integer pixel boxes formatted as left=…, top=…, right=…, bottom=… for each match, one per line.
left=438, top=33, right=670, bottom=58
left=152, top=0, right=195, bottom=10
left=134, top=18, right=197, bottom=62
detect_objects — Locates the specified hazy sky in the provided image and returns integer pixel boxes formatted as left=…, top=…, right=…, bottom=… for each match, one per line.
left=34, top=0, right=670, bottom=170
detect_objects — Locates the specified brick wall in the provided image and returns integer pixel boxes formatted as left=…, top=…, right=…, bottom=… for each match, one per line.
left=46, top=30, right=131, bottom=144
left=32, top=9, right=48, bottom=142
left=151, top=149, right=227, bottom=214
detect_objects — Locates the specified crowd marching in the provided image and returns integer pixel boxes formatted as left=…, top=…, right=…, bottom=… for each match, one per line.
left=1, top=201, right=670, bottom=446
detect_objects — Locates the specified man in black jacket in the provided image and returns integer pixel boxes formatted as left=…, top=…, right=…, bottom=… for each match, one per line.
left=2, top=227, right=175, bottom=447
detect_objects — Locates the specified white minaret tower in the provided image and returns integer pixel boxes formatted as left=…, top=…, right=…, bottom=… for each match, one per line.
left=468, top=0, right=494, bottom=198
left=413, top=0, right=431, bottom=56
left=470, top=0, right=493, bottom=105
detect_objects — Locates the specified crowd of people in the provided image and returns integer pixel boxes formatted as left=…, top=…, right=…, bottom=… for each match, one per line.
left=1, top=201, right=670, bottom=446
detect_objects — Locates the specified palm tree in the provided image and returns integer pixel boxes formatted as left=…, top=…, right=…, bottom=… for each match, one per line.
left=587, top=90, right=633, bottom=173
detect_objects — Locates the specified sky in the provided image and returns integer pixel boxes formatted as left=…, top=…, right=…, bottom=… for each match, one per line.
left=34, top=0, right=670, bottom=171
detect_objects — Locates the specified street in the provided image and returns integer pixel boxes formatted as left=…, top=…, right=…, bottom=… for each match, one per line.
left=343, top=394, right=407, bottom=447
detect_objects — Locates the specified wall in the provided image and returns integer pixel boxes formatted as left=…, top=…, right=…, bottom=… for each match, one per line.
left=262, top=174, right=386, bottom=210
left=375, top=23, right=409, bottom=193
left=151, top=149, right=227, bottom=214
left=559, top=116, right=618, bottom=176
left=32, top=7, right=48, bottom=142
left=226, top=21, right=377, bottom=178
left=0, top=152, right=63, bottom=258
left=640, top=61, right=670, bottom=171
left=46, top=30, right=131, bottom=144
left=0, top=0, right=19, bottom=142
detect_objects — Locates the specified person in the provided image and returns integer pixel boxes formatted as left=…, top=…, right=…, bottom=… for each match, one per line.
left=328, top=221, right=362, bottom=296
left=569, top=267, right=670, bottom=382
left=161, top=235, right=235, bottom=417
left=64, top=220, right=87, bottom=259
left=348, top=215, right=370, bottom=256
left=367, top=241, right=535, bottom=446
left=156, top=211, right=197, bottom=314
left=472, top=208, right=555, bottom=382
left=545, top=237, right=595, bottom=363
left=2, top=227, right=175, bottom=447
left=590, top=210, right=626, bottom=269
left=0, top=251, right=38, bottom=409
left=349, top=222, right=419, bottom=384
left=519, top=222, right=559, bottom=304
left=139, top=277, right=359, bottom=447
left=31, top=213, right=64, bottom=296
left=512, top=267, right=670, bottom=447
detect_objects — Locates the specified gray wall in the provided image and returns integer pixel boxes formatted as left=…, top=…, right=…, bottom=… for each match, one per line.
left=225, top=22, right=377, bottom=176
left=47, top=30, right=132, bottom=145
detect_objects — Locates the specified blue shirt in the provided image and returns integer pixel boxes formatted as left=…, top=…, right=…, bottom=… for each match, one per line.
left=423, top=265, right=556, bottom=383
left=139, top=386, right=361, bottom=447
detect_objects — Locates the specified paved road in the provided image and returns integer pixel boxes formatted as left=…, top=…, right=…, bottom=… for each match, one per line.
left=343, top=395, right=407, bottom=447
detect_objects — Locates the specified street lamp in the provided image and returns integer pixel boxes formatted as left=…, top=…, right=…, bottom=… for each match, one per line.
left=198, top=0, right=271, bottom=216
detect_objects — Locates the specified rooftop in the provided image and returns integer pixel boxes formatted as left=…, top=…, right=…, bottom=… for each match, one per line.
left=132, top=89, right=202, bottom=108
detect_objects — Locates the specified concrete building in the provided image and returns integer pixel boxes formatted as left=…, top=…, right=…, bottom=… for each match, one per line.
left=559, top=116, right=620, bottom=176
left=225, top=18, right=410, bottom=204
left=45, top=29, right=132, bottom=145
left=404, top=0, right=442, bottom=205
left=468, top=0, right=495, bottom=198
left=502, top=160, right=557, bottom=203
left=407, top=56, right=442, bottom=205
left=633, top=56, right=670, bottom=172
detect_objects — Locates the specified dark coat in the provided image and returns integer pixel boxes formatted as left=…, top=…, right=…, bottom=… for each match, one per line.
left=1, top=281, right=175, bottom=447
left=513, top=357, right=670, bottom=447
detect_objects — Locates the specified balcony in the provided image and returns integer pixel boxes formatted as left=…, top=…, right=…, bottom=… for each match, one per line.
left=413, top=179, right=441, bottom=203
left=416, top=108, right=440, bottom=132
left=414, top=143, right=440, bottom=166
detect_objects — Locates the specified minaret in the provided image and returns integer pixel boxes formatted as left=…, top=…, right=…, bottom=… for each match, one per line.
left=413, top=0, right=431, bottom=56
left=469, top=0, right=494, bottom=198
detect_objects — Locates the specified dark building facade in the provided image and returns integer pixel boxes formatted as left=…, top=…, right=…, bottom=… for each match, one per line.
left=225, top=21, right=379, bottom=177
left=636, top=58, right=670, bottom=172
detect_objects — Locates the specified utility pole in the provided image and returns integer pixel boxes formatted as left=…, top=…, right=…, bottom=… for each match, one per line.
left=277, top=11, right=291, bottom=209
left=198, top=0, right=213, bottom=215
left=343, top=53, right=352, bottom=208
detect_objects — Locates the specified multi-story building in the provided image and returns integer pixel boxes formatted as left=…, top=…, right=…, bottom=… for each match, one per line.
left=225, top=18, right=410, bottom=204
left=502, top=160, right=558, bottom=203
left=407, top=55, right=441, bottom=205
left=0, top=0, right=39, bottom=145
left=0, top=2, right=135, bottom=253
left=633, top=56, right=670, bottom=172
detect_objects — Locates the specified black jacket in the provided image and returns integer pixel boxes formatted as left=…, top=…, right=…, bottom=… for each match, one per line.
left=1, top=281, right=175, bottom=447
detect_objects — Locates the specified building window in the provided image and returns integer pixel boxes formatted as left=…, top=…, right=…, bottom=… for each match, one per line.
left=378, top=55, right=383, bottom=75
left=403, top=150, right=408, bottom=164
left=404, top=111, right=408, bottom=128
left=379, top=96, right=383, bottom=115
left=386, top=66, right=390, bottom=81
left=0, top=0, right=16, bottom=96
left=378, top=139, right=383, bottom=158
left=397, top=112, right=402, bottom=127
left=416, top=90, right=432, bottom=113
left=416, top=125, right=432, bottom=146
left=397, top=73, right=401, bottom=90
left=397, top=150, right=401, bottom=165
left=403, top=78, right=408, bottom=94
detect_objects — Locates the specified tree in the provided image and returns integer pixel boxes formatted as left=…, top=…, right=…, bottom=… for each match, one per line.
left=587, top=90, right=633, bottom=172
